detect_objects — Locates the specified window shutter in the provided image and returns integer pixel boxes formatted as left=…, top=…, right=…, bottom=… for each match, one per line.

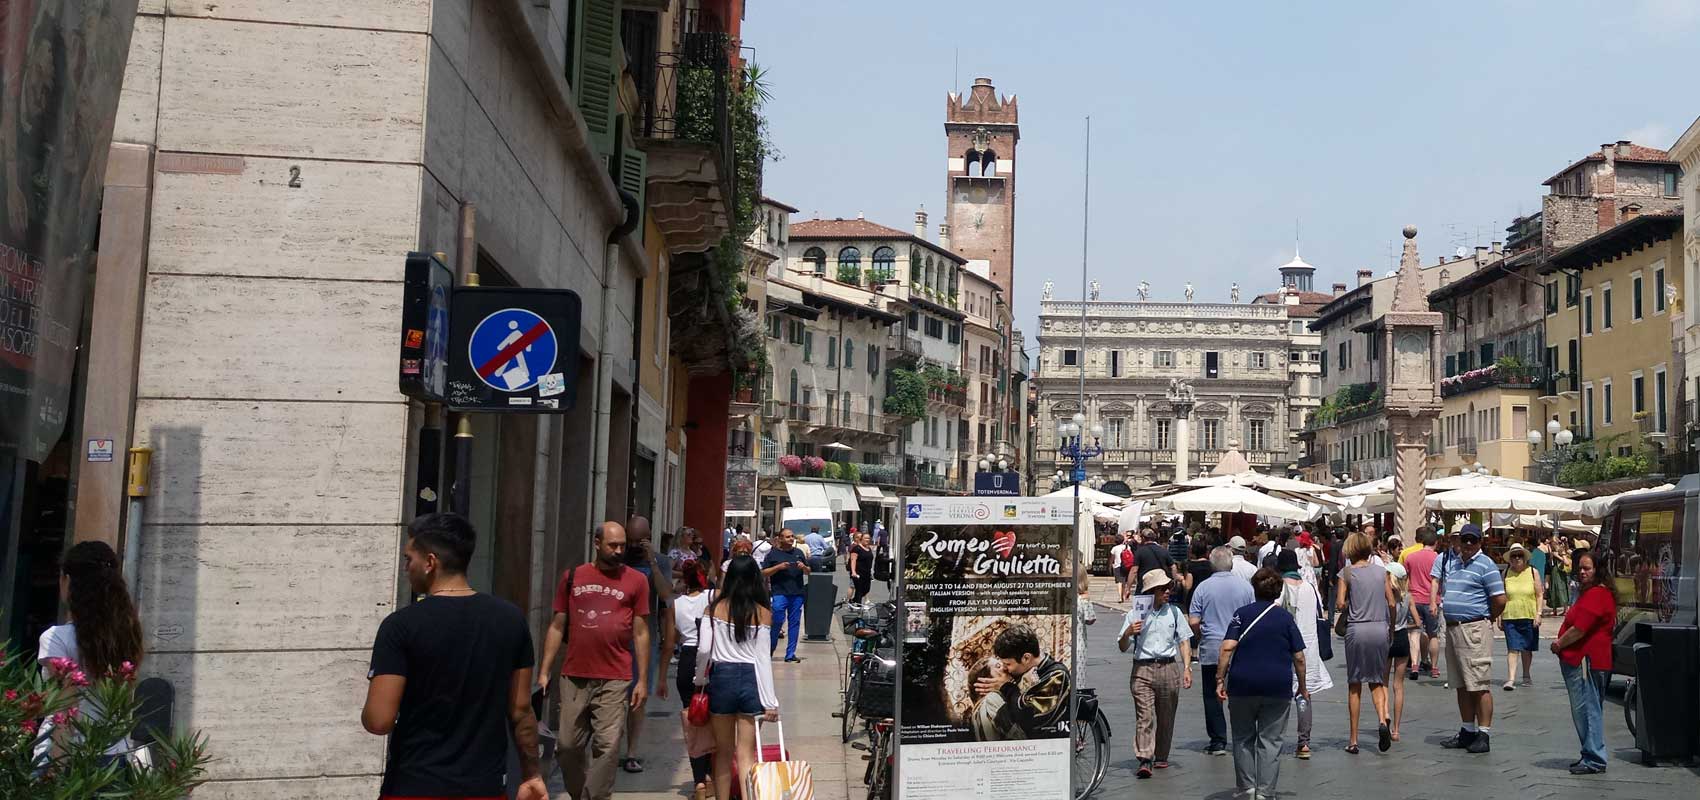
left=574, top=0, right=620, bottom=165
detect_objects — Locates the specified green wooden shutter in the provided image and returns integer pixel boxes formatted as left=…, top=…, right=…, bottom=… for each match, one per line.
left=573, top=0, right=620, bottom=165
left=619, top=144, right=647, bottom=231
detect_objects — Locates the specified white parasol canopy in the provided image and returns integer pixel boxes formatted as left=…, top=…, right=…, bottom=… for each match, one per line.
left=1424, top=486, right=1583, bottom=513
left=1335, top=477, right=1393, bottom=496
left=1578, top=484, right=1675, bottom=520
left=1423, top=473, right=1581, bottom=497
left=1156, top=484, right=1313, bottom=519
left=1492, top=513, right=1599, bottom=533
left=1042, top=485, right=1126, bottom=505
left=1183, top=470, right=1338, bottom=494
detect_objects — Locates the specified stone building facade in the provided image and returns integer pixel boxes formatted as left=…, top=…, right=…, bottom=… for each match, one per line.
left=1671, top=118, right=1700, bottom=467
left=945, top=78, right=1018, bottom=298
left=1033, top=299, right=1294, bottom=487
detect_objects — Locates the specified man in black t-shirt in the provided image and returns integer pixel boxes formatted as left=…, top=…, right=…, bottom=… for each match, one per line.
left=1133, top=527, right=1178, bottom=588
left=363, top=513, right=545, bottom=800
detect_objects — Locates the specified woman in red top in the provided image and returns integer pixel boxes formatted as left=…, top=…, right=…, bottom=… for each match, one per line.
left=1549, top=550, right=1617, bottom=775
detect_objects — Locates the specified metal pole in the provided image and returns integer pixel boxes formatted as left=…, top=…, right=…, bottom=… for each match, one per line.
left=122, top=447, right=153, bottom=602
left=1069, top=115, right=1090, bottom=791
left=448, top=204, right=477, bottom=517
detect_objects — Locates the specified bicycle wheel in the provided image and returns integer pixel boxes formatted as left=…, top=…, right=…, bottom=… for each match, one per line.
left=842, top=659, right=862, bottom=742
left=1071, top=713, right=1108, bottom=800
left=867, top=728, right=892, bottom=800
left=1624, top=678, right=1638, bottom=738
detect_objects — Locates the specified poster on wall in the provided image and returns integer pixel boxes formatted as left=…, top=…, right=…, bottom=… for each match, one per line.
left=0, top=1, right=142, bottom=461
left=897, top=497, right=1077, bottom=800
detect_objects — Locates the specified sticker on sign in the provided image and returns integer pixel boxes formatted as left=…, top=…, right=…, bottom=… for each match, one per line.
left=538, top=372, right=566, bottom=397
left=87, top=439, right=115, bottom=463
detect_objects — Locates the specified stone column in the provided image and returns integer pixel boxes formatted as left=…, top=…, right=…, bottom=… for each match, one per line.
left=1381, top=226, right=1443, bottom=544
left=1172, top=399, right=1195, bottom=481
left=1390, top=415, right=1434, bottom=541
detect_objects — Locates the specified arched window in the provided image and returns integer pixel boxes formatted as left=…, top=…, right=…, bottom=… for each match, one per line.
left=844, top=338, right=855, bottom=370
left=837, top=247, right=861, bottom=282
left=871, top=246, right=896, bottom=282
left=910, top=248, right=922, bottom=284
left=803, top=247, right=826, bottom=275
left=963, top=148, right=980, bottom=175
left=789, top=369, right=799, bottom=404
left=924, top=256, right=934, bottom=293
left=980, top=150, right=998, bottom=176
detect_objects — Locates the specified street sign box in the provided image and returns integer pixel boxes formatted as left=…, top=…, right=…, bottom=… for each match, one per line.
left=445, top=287, right=581, bottom=412
left=973, top=470, right=1022, bottom=496
left=399, top=252, right=453, bottom=401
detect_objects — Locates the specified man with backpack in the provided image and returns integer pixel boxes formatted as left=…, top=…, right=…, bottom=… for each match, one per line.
left=1133, top=527, right=1180, bottom=591
left=1112, top=533, right=1135, bottom=602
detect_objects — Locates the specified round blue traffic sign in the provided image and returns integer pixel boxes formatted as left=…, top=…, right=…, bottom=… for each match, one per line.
left=467, top=308, right=558, bottom=392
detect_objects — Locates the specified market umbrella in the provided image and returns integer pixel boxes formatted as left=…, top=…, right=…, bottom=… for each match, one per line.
left=822, top=441, right=854, bottom=451
left=1423, top=486, right=1583, bottom=514
left=1578, top=484, right=1675, bottom=520
left=1493, top=513, right=1599, bottom=534
left=1042, top=485, right=1126, bottom=505
left=1155, top=484, right=1313, bottom=520
left=1423, top=473, right=1581, bottom=497
left=1184, top=470, right=1338, bottom=494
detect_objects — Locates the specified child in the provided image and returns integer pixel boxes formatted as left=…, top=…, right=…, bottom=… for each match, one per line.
left=1385, top=562, right=1417, bottom=741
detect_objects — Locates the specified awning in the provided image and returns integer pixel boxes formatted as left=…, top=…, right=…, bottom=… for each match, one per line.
left=724, top=510, right=756, bottom=518
left=823, top=482, right=859, bottom=513
left=856, top=486, right=886, bottom=502
left=785, top=481, right=831, bottom=508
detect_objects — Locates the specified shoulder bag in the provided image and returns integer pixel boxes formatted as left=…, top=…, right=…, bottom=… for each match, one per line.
left=1332, top=565, right=1351, bottom=638
left=1224, top=603, right=1279, bottom=684
left=1312, top=583, right=1334, bottom=662
left=687, top=591, right=715, bottom=727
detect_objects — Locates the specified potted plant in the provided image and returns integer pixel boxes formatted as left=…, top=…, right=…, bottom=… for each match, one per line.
left=804, top=455, right=826, bottom=475
left=779, top=454, right=803, bottom=476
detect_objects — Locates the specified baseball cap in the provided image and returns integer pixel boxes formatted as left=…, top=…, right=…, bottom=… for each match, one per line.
left=1457, top=523, right=1483, bottom=542
left=1385, top=561, right=1408, bottom=580
left=1228, top=535, right=1248, bottom=551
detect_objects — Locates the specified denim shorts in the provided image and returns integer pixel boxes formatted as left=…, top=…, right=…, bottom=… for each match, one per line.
left=708, top=662, right=764, bottom=715
left=1503, top=618, right=1539, bottom=652
left=1415, top=603, right=1440, bottom=637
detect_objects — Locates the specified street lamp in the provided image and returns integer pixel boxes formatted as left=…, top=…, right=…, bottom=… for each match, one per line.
left=1526, top=429, right=1544, bottom=446
left=1547, top=417, right=1562, bottom=436
left=1057, top=413, right=1105, bottom=495
left=1555, top=428, right=1574, bottom=447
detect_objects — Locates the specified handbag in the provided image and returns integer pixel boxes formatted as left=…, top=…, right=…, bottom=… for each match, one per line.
left=1332, top=566, right=1350, bottom=638
left=687, top=591, right=716, bottom=727
left=1224, top=602, right=1279, bottom=684
left=1313, top=585, right=1334, bottom=662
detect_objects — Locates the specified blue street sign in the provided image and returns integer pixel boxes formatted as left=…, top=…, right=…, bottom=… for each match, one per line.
left=1072, top=467, right=1086, bottom=483
left=973, top=471, right=1022, bottom=496
left=467, top=308, right=558, bottom=393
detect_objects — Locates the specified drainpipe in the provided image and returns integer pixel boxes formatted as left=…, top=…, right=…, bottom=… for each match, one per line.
left=590, top=190, right=643, bottom=529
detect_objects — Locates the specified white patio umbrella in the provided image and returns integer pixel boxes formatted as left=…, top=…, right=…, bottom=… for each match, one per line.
left=1492, top=513, right=1599, bottom=534
left=1423, top=472, right=1581, bottom=497
left=1336, top=477, right=1393, bottom=495
left=1183, top=470, right=1338, bottom=494
left=1042, top=484, right=1125, bottom=505
left=1578, top=484, right=1675, bottom=520
left=1423, top=486, right=1583, bottom=514
left=1155, top=484, right=1313, bottom=520
left=822, top=441, right=854, bottom=451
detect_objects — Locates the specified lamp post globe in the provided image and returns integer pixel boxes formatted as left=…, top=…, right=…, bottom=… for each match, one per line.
left=1072, top=412, right=1086, bottom=427
left=997, top=458, right=1009, bottom=471
left=1527, top=429, right=1543, bottom=446
left=1555, top=429, right=1574, bottom=446
left=1547, top=418, right=1562, bottom=436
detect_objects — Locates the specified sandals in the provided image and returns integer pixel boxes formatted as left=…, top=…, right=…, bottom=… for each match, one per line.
left=621, top=757, right=645, bottom=773
left=1503, top=681, right=1516, bottom=691
left=1345, top=744, right=1360, bottom=755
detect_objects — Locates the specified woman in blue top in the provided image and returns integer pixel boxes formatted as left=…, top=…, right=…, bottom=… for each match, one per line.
left=1217, top=567, right=1308, bottom=800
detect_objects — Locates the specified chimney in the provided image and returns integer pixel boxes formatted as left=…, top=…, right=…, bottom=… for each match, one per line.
left=856, top=210, right=865, bottom=220
left=1622, top=203, right=1642, bottom=221
left=1491, top=241, right=1503, bottom=254
left=1475, top=246, right=1489, bottom=260
left=939, top=222, right=952, bottom=251
left=1357, top=269, right=1373, bottom=287
left=915, top=205, right=928, bottom=238
left=1332, top=282, right=1348, bottom=296
left=1616, top=139, right=1631, bottom=156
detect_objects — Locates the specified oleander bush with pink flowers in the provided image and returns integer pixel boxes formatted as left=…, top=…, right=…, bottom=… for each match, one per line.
left=0, top=642, right=210, bottom=798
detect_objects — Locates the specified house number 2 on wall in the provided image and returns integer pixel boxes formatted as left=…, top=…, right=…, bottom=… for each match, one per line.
left=288, top=165, right=302, bottom=188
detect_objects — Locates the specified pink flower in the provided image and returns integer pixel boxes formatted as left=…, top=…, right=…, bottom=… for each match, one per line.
left=3, top=689, right=16, bottom=701
left=21, top=719, right=37, bottom=735
left=67, top=670, right=89, bottom=687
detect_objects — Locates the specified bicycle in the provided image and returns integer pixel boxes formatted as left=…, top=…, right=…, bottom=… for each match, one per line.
left=833, top=600, right=895, bottom=743
left=1071, top=688, right=1111, bottom=800
left=854, top=717, right=893, bottom=800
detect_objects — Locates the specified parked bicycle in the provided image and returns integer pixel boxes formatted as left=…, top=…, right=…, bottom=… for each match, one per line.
left=833, top=599, right=896, bottom=743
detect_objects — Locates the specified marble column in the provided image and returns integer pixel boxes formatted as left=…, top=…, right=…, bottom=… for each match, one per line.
left=1172, top=399, right=1196, bottom=481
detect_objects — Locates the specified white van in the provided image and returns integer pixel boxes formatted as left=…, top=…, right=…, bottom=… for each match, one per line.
left=782, top=506, right=837, bottom=571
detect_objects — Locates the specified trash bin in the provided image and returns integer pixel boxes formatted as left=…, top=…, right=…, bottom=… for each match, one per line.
left=804, top=572, right=838, bottom=641
left=1630, top=622, right=1699, bottom=764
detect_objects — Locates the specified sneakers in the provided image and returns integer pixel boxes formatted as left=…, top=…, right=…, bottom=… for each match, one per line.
left=1409, top=668, right=1421, bottom=681
left=1440, top=728, right=1478, bottom=749
left=1569, top=763, right=1606, bottom=775
left=1466, top=732, right=1491, bottom=754
left=1295, top=744, right=1311, bottom=760
left=1205, top=743, right=1229, bottom=756
left=1378, top=722, right=1392, bottom=752
left=1136, top=760, right=1153, bottom=779
left=1430, top=667, right=1442, bottom=679
left=1520, top=676, right=1534, bottom=687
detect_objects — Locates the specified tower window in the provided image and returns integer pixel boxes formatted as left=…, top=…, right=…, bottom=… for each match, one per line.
left=803, top=247, right=826, bottom=274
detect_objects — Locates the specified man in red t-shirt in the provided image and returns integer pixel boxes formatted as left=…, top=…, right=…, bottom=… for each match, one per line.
left=537, top=521, right=651, bottom=800
left=1402, top=526, right=1442, bottom=678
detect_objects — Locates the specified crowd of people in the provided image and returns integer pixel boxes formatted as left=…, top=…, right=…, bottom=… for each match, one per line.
left=1111, top=517, right=1624, bottom=798
left=358, top=513, right=894, bottom=800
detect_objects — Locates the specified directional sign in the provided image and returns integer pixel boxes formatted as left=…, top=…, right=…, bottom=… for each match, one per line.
left=446, top=287, right=581, bottom=412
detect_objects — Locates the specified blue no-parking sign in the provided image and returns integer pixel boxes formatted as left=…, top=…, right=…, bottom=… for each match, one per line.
left=445, top=287, right=581, bottom=412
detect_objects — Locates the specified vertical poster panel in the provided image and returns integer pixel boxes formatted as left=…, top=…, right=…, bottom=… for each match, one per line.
left=0, top=0, right=141, bottom=460
left=897, top=497, right=1077, bottom=800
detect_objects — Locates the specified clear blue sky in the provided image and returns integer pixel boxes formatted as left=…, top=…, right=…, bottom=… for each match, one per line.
left=743, top=1, right=1696, bottom=346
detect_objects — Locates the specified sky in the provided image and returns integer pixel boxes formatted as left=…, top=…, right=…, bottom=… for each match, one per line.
left=742, top=0, right=1698, bottom=352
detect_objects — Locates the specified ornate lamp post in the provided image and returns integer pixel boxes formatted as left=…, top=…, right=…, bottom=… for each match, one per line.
left=1057, top=412, right=1105, bottom=492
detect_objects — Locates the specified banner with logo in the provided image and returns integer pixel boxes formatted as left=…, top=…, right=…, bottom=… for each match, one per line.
left=897, top=497, right=1077, bottom=800
left=0, top=0, right=140, bottom=460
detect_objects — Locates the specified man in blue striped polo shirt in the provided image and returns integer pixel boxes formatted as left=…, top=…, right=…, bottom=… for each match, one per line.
left=1428, top=523, right=1506, bottom=753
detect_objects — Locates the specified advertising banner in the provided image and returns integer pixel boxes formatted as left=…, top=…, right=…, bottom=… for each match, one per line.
left=898, top=497, right=1077, bottom=800
left=0, top=0, right=141, bottom=460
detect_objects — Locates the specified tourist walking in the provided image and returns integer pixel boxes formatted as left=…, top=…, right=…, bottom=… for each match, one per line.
left=760, top=528, right=811, bottom=662
left=1385, top=562, right=1416, bottom=742
left=1501, top=543, right=1545, bottom=690
left=847, top=531, right=873, bottom=603
left=1189, top=546, right=1256, bottom=756
left=697, top=556, right=780, bottom=800
left=671, top=527, right=708, bottom=580
left=1336, top=531, right=1394, bottom=753
left=1403, top=527, right=1442, bottom=679
left=1227, top=536, right=1259, bottom=581
left=1218, top=568, right=1308, bottom=800
left=37, top=540, right=146, bottom=765
left=1430, top=524, right=1506, bottom=754
left=1545, top=532, right=1572, bottom=615
left=1119, top=569, right=1193, bottom=778
left=619, top=518, right=675, bottom=775
left=362, top=514, right=546, bottom=800
left=1551, top=550, right=1617, bottom=775
left=538, top=521, right=653, bottom=800
left=662, top=559, right=717, bottom=800
left=1111, top=532, right=1133, bottom=602
left=1525, top=534, right=1550, bottom=615
left=1277, top=549, right=1331, bottom=759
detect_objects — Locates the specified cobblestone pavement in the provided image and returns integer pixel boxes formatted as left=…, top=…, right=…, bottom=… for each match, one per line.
left=1080, top=595, right=1700, bottom=800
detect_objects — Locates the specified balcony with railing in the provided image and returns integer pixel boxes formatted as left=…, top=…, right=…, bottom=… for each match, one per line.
left=786, top=403, right=813, bottom=424
left=928, top=384, right=968, bottom=409
left=1457, top=436, right=1478, bottom=457
left=887, top=331, right=925, bottom=362
left=634, top=8, right=736, bottom=253
left=1439, top=364, right=1540, bottom=399
left=801, top=406, right=897, bottom=441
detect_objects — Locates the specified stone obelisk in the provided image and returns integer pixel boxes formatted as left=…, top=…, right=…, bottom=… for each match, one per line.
left=1380, top=227, right=1443, bottom=542
left=1168, top=379, right=1197, bottom=481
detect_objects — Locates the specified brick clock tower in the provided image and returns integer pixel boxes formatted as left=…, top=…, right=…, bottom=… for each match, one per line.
left=945, top=77, right=1019, bottom=296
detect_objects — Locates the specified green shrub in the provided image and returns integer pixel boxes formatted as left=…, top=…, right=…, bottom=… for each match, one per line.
left=822, top=462, right=843, bottom=480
